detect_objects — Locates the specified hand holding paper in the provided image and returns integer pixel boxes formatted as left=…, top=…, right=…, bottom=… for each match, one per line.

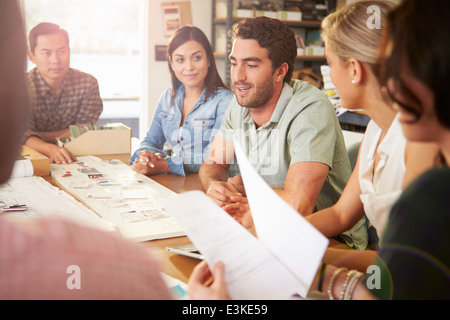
left=164, top=191, right=303, bottom=299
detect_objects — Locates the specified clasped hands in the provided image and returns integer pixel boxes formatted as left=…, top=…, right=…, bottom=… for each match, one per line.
left=132, top=150, right=169, bottom=175
left=206, top=175, right=255, bottom=234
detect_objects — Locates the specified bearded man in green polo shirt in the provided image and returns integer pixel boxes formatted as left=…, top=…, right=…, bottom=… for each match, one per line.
left=199, top=16, right=367, bottom=250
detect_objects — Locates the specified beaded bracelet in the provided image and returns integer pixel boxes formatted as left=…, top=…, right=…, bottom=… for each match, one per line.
left=339, top=270, right=358, bottom=300
left=343, top=271, right=364, bottom=300
left=327, top=267, right=346, bottom=300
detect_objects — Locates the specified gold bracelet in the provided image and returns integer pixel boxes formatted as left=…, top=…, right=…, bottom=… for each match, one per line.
left=327, top=267, right=346, bottom=300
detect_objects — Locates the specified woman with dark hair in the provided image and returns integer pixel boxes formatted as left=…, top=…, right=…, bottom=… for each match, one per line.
left=130, top=26, right=233, bottom=176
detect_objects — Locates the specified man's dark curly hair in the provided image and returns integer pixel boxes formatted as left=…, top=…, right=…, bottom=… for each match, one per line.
left=229, top=16, right=297, bottom=83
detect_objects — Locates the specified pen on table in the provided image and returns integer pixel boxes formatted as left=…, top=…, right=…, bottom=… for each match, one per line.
left=0, top=204, right=28, bottom=212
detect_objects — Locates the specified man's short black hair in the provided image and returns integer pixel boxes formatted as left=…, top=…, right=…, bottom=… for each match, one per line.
left=29, top=22, right=69, bottom=53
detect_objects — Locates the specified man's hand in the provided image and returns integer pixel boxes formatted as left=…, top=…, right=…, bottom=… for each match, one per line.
left=206, top=180, right=244, bottom=207
left=25, top=136, right=76, bottom=164
left=48, top=144, right=77, bottom=164
left=222, top=195, right=257, bottom=236
left=226, top=175, right=246, bottom=196
left=132, top=150, right=169, bottom=175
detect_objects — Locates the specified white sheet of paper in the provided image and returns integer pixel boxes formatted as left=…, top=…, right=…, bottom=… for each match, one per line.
left=233, top=136, right=329, bottom=297
left=10, top=160, right=34, bottom=179
left=164, top=191, right=303, bottom=300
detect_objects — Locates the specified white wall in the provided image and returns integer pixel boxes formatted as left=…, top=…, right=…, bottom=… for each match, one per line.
left=142, top=0, right=212, bottom=138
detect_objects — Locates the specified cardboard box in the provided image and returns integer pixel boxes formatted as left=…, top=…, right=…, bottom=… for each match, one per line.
left=278, top=10, right=302, bottom=21
left=20, top=145, right=50, bottom=177
left=293, top=68, right=323, bottom=89
left=57, top=123, right=131, bottom=156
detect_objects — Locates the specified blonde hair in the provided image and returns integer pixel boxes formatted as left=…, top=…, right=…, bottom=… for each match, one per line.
left=321, top=0, right=395, bottom=69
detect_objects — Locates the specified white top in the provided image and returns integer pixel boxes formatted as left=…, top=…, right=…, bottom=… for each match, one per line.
left=359, top=113, right=406, bottom=239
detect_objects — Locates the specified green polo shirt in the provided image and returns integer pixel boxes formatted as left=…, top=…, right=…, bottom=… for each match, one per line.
left=220, top=80, right=368, bottom=249
left=221, top=79, right=351, bottom=210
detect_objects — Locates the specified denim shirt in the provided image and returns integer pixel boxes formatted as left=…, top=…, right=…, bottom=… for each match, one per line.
left=130, top=85, right=233, bottom=176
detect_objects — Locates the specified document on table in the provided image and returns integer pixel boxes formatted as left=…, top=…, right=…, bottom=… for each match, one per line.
left=0, top=176, right=116, bottom=232
left=50, top=156, right=185, bottom=242
left=163, top=139, right=329, bottom=299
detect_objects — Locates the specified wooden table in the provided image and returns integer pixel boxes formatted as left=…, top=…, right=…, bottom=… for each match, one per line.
left=141, top=172, right=204, bottom=283
left=48, top=154, right=205, bottom=284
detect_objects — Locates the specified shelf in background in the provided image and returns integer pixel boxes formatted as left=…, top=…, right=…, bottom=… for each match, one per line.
left=214, top=17, right=322, bottom=28
left=214, top=52, right=325, bottom=61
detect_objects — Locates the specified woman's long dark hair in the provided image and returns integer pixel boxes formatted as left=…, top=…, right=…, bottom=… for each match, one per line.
left=376, top=0, right=450, bottom=128
left=167, top=26, right=228, bottom=107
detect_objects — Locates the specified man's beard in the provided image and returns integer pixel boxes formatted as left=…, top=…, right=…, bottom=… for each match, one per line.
left=233, top=76, right=274, bottom=109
